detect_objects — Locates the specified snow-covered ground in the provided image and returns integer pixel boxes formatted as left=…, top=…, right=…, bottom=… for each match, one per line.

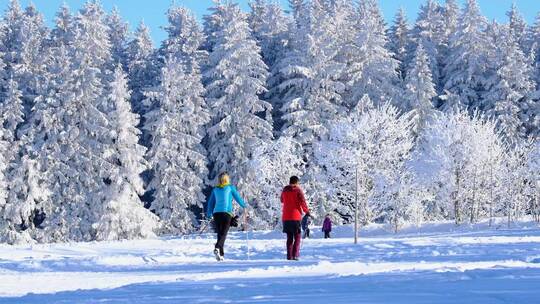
left=1, top=219, right=540, bottom=303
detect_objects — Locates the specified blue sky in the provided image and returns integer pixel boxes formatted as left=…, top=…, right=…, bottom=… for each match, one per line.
left=3, top=0, right=540, bottom=45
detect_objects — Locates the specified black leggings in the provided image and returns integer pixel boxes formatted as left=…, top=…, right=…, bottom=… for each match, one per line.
left=213, top=212, right=232, bottom=256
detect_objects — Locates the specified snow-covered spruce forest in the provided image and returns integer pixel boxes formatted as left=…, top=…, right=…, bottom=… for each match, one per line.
left=0, top=0, right=539, bottom=244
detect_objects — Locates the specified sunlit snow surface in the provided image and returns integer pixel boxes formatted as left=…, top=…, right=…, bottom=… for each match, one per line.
left=1, top=219, right=540, bottom=303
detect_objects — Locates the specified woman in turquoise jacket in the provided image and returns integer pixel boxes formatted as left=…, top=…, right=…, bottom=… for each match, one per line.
left=206, top=172, right=247, bottom=261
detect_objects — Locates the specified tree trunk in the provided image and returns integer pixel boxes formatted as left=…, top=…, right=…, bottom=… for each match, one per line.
left=470, top=167, right=477, bottom=224
left=354, top=165, right=358, bottom=244
left=489, top=163, right=494, bottom=227
left=454, top=169, right=461, bottom=225
left=507, top=192, right=514, bottom=228
left=535, top=188, right=540, bottom=223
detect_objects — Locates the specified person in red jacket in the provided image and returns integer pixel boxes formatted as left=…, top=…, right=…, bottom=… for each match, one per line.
left=281, top=176, right=310, bottom=260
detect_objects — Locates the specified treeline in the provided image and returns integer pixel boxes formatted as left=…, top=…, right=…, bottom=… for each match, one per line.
left=0, top=0, right=538, bottom=244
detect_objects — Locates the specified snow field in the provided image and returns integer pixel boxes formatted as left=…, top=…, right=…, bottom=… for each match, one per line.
left=1, top=219, right=540, bottom=303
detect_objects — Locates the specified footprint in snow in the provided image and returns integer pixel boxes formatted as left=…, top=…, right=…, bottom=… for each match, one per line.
left=526, top=256, right=540, bottom=264
left=142, top=256, right=158, bottom=263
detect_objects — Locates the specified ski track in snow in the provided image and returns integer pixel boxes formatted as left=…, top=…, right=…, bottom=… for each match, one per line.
left=1, top=219, right=540, bottom=303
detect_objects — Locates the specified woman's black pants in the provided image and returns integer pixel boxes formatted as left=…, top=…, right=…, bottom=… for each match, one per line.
left=213, top=212, right=232, bottom=256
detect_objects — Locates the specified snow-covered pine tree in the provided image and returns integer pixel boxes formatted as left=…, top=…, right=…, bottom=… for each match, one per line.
left=0, top=0, right=49, bottom=111
left=411, top=0, right=446, bottom=93
left=404, top=43, right=437, bottom=135
left=22, top=39, right=73, bottom=243
left=70, top=1, right=113, bottom=84
left=347, top=0, right=401, bottom=107
left=106, top=7, right=130, bottom=69
left=483, top=24, right=535, bottom=145
left=0, top=78, right=24, bottom=149
left=248, top=1, right=291, bottom=130
left=50, top=3, right=75, bottom=47
left=279, top=0, right=345, bottom=145
left=248, top=0, right=269, bottom=55
left=126, top=21, right=156, bottom=116
left=95, top=66, right=158, bottom=241
left=144, top=56, right=209, bottom=235
left=0, top=24, right=47, bottom=242
left=144, top=6, right=210, bottom=234
left=2, top=153, right=49, bottom=245
left=529, top=13, right=540, bottom=81
left=506, top=3, right=527, bottom=52
left=0, top=77, right=38, bottom=243
left=202, top=1, right=227, bottom=53
left=442, top=0, right=489, bottom=112
left=442, top=0, right=459, bottom=43
left=0, top=133, right=8, bottom=242
left=267, top=0, right=306, bottom=109
left=266, top=0, right=307, bottom=133
left=526, top=100, right=540, bottom=139
left=247, top=0, right=267, bottom=40
left=327, top=0, right=357, bottom=82
left=36, top=1, right=115, bottom=242
left=154, top=5, right=210, bottom=150
left=437, top=0, right=460, bottom=109
left=388, top=8, right=411, bottom=79
left=0, top=77, right=32, bottom=244
left=0, top=155, right=46, bottom=244
left=203, top=2, right=273, bottom=203
left=287, top=0, right=308, bottom=27
left=247, top=136, right=304, bottom=229
left=529, top=13, right=540, bottom=138
left=248, top=0, right=290, bottom=71
left=0, top=3, right=47, bottom=242
left=160, top=6, right=206, bottom=73
left=248, top=0, right=266, bottom=27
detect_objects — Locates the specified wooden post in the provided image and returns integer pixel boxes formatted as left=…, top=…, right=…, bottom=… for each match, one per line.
left=244, top=209, right=250, bottom=260
left=354, top=165, right=359, bottom=244
left=489, top=159, right=494, bottom=227
left=536, top=180, right=540, bottom=223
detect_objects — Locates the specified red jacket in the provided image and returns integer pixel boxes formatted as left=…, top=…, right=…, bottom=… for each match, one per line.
left=281, top=185, right=309, bottom=221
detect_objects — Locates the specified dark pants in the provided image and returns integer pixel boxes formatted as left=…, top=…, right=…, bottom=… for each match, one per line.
left=283, top=220, right=301, bottom=260
left=286, top=232, right=301, bottom=259
left=213, top=212, right=232, bottom=256
left=324, top=231, right=331, bottom=239
left=303, top=228, right=310, bottom=239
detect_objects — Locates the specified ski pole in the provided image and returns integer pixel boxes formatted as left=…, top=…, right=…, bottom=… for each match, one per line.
left=198, top=217, right=212, bottom=235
